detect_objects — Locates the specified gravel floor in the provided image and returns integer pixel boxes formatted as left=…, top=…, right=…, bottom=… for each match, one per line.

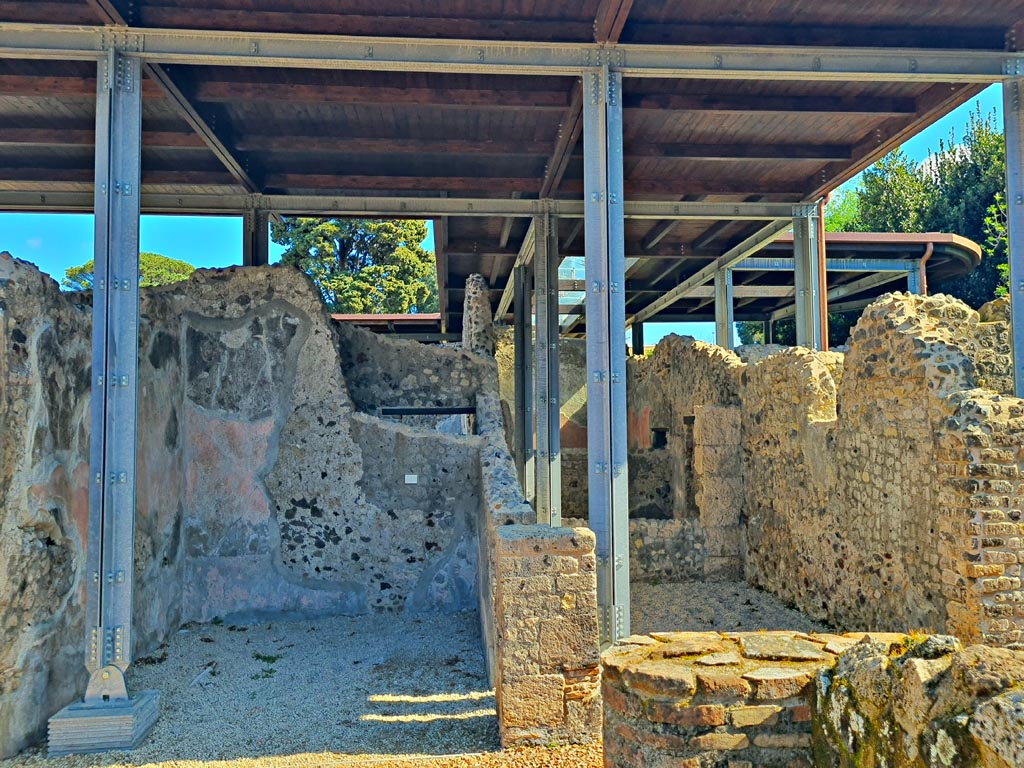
left=631, top=580, right=832, bottom=636
left=4, top=612, right=504, bottom=768
left=4, top=581, right=824, bottom=768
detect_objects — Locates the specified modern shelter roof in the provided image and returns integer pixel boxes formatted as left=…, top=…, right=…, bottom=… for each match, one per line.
left=0, top=0, right=1018, bottom=330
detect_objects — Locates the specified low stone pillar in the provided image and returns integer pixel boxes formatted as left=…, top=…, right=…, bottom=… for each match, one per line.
left=602, top=630, right=903, bottom=767
left=494, top=525, right=600, bottom=746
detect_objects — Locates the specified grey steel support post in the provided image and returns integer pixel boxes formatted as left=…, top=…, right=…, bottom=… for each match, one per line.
left=49, top=50, right=159, bottom=755
left=1005, top=77, right=1024, bottom=398
left=907, top=264, right=924, bottom=295
left=512, top=264, right=535, bottom=503
left=631, top=323, right=644, bottom=356
left=714, top=269, right=734, bottom=349
left=534, top=213, right=561, bottom=526
left=583, top=65, right=630, bottom=646
left=765, top=319, right=773, bottom=345
left=793, top=206, right=823, bottom=350
left=242, top=209, right=270, bottom=266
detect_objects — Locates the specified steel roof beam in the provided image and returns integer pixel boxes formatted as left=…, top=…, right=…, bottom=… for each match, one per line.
left=0, top=24, right=1017, bottom=83
left=0, top=191, right=809, bottom=219
left=629, top=218, right=794, bottom=325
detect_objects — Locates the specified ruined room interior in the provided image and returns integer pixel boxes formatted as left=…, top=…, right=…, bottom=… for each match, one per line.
left=2, top=1, right=1024, bottom=766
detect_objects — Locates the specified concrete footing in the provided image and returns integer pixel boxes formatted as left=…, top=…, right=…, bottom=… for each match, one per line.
left=47, top=691, right=160, bottom=756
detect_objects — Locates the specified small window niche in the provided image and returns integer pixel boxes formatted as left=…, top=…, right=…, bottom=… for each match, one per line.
left=650, top=427, right=668, bottom=450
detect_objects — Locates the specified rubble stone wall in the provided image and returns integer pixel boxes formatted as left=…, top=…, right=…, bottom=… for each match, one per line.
left=742, top=294, right=1024, bottom=644
left=0, top=258, right=495, bottom=757
left=602, top=630, right=1024, bottom=768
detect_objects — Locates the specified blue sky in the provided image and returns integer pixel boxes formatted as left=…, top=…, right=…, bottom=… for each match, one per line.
left=0, top=84, right=1004, bottom=343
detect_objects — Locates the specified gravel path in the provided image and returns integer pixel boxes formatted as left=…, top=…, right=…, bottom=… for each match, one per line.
left=4, top=612, right=506, bottom=768
left=631, top=580, right=831, bottom=636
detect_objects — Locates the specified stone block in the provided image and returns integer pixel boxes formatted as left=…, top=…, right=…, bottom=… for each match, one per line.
left=501, top=674, right=565, bottom=729
left=646, top=702, right=726, bottom=727
left=752, top=733, right=811, bottom=748
left=689, top=732, right=750, bottom=751
left=694, top=444, right=742, bottom=477
left=742, top=667, right=813, bottom=700
left=730, top=704, right=782, bottom=727
left=693, top=405, right=741, bottom=447
left=496, top=524, right=596, bottom=557
left=696, top=670, right=752, bottom=700
left=624, top=660, right=697, bottom=698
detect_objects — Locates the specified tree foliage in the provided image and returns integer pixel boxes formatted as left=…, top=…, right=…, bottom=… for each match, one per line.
left=271, top=217, right=438, bottom=314
left=738, top=103, right=1008, bottom=348
left=63, top=251, right=195, bottom=290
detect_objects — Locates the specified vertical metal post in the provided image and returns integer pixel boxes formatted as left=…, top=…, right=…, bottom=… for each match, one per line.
left=714, top=269, right=734, bottom=349
left=631, top=323, right=644, bottom=356
left=242, top=209, right=270, bottom=267
left=513, top=264, right=535, bottom=503
left=1004, top=77, right=1024, bottom=398
left=793, top=207, right=823, bottom=350
left=534, top=213, right=561, bottom=526
left=85, top=48, right=142, bottom=698
left=764, top=319, right=773, bottom=345
left=906, top=265, right=924, bottom=295
left=583, top=65, right=630, bottom=645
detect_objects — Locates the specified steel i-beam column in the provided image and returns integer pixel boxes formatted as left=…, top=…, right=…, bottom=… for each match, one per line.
left=49, top=49, right=159, bottom=755
left=242, top=209, right=270, bottom=266
left=534, top=212, right=561, bottom=526
left=512, top=264, right=536, bottom=502
left=714, top=270, right=734, bottom=349
left=631, top=323, right=644, bottom=356
left=583, top=65, right=630, bottom=645
left=1005, top=77, right=1024, bottom=398
left=793, top=206, right=823, bottom=350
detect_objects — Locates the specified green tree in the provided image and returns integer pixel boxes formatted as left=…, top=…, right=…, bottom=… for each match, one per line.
left=824, top=188, right=863, bottom=232
left=987, top=193, right=1009, bottom=297
left=271, top=217, right=438, bottom=314
left=63, top=251, right=195, bottom=290
left=856, top=149, right=928, bottom=233
left=923, top=107, right=1007, bottom=306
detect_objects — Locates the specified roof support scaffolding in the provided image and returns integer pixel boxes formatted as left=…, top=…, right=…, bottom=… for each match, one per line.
left=793, top=208, right=824, bottom=349
left=629, top=218, right=794, bottom=326
left=714, top=270, right=734, bottom=349
left=1005, top=76, right=1024, bottom=399
left=49, top=50, right=160, bottom=755
left=512, top=264, right=535, bottom=503
left=533, top=213, right=561, bottom=527
left=0, top=24, right=1016, bottom=83
left=242, top=209, right=270, bottom=267
left=583, top=65, right=630, bottom=646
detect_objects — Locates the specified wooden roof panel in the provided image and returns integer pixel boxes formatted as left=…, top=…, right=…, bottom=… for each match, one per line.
left=104, top=0, right=604, bottom=41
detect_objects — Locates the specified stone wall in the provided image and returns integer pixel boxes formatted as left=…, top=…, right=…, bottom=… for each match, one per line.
left=742, top=294, right=1024, bottom=644
left=472, top=285, right=601, bottom=748
left=815, top=635, right=1024, bottom=768
left=602, top=630, right=1024, bottom=768
left=0, top=258, right=496, bottom=757
left=496, top=335, right=744, bottom=583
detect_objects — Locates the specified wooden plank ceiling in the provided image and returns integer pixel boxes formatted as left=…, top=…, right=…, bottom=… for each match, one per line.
left=0, top=0, right=1021, bottom=330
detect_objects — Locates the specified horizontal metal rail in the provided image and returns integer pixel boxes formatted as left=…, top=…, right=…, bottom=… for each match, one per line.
left=736, top=257, right=920, bottom=272
left=0, top=190, right=807, bottom=221
left=0, top=24, right=1018, bottom=83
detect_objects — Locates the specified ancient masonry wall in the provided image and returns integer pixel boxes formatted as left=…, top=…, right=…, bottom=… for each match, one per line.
left=496, top=334, right=744, bottom=583
left=742, top=294, right=1024, bottom=644
left=469, top=277, right=601, bottom=748
left=602, top=630, right=1024, bottom=768
left=0, top=258, right=502, bottom=757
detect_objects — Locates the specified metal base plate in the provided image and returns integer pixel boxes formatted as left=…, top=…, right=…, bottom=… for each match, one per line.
left=47, top=690, right=160, bottom=756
